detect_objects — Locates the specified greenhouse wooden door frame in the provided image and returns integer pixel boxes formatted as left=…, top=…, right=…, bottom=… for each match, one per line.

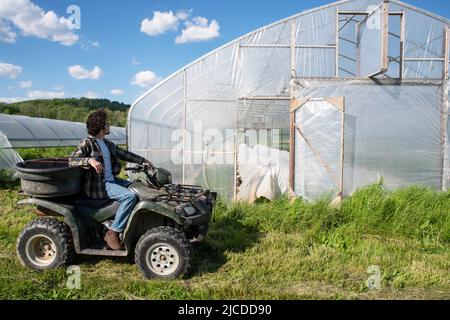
left=289, top=97, right=345, bottom=200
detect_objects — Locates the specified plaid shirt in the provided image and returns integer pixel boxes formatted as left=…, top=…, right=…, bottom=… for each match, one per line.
left=69, top=135, right=145, bottom=199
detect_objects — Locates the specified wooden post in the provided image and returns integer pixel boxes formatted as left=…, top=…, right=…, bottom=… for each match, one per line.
left=289, top=109, right=296, bottom=191
left=289, top=98, right=310, bottom=192
left=381, top=0, right=389, bottom=73
left=289, top=19, right=297, bottom=195
left=356, top=22, right=361, bottom=77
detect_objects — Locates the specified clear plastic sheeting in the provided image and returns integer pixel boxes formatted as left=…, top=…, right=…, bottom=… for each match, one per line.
left=128, top=0, right=449, bottom=201
left=295, top=5, right=336, bottom=46
left=296, top=80, right=444, bottom=196
left=237, top=47, right=291, bottom=97
left=297, top=48, right=336, bottom=78
left=0, top=114, right=126, bottom=148
left=0, top=131, right=22, bottom=170
left=389, top=2, right=447, bottom=79
left=236, top=144, right=289, bottom=203
left=294, top=100, right=343, bottom=200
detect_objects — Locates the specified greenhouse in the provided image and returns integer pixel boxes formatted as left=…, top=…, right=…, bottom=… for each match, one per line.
left=0, top=114, right=126, bottom=169
left=128, top=0, right=450, bottom=202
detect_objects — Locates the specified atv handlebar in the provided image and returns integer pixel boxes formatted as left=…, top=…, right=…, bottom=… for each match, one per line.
left=125, top=163, right=155, bottom=172
left=125, top=163, right=162, bottom=189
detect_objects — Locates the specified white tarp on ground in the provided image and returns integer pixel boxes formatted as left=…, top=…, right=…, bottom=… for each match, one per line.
left=236, top=144, right=289, bottom=203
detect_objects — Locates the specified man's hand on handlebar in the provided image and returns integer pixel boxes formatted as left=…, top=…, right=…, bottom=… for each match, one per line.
left=142, top=160, right=154, bottom=169
left=125, top=160, right=155, bottom=172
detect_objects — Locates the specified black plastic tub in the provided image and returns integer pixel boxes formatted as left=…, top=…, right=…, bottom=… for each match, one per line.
left=14, top=158, right=83, bottom=198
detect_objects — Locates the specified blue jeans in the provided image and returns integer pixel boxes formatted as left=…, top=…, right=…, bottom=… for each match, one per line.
left=105, top=178, right=138, bottom=233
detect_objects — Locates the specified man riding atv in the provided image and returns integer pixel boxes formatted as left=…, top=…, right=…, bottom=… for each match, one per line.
left=15, top=108, right=215, bottom=279
left=69, top=109, right=153, bottom=250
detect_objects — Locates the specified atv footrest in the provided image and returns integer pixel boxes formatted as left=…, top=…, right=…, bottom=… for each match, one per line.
left=78, top=248, right=128, bottom=257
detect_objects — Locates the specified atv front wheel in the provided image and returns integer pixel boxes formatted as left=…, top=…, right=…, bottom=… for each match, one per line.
left=16, top=218, right=73, bottom=270
left=135, top=226, right=192, bottom=280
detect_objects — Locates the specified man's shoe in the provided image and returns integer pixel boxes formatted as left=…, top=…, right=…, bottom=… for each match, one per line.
left=104, top=229, right=123, bottom=250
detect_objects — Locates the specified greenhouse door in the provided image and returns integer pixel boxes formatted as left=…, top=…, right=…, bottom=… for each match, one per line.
left=235, top=98, right=291, bottom=202
left=290, top=97, right=345, bottom=201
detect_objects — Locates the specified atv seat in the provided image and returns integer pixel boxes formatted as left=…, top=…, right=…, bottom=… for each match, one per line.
left=69, top=197, right=120, bottom=223
left=71, top=197, right=114, bottom=208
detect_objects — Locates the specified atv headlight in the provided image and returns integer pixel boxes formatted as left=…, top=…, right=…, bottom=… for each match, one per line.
left=175, top=204, right=197, bottom=216
left=184, top=206, right=197, bottom=216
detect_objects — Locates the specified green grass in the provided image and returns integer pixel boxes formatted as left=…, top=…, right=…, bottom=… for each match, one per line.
left=17, top=147, right=76, bottom=161
left=0, top=181, right=448, bottom=300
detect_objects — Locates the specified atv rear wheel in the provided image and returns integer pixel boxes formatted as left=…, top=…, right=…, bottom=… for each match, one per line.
left=16, top=218, right=73, bottom=270
left=135, top=226, right=192, bottom=280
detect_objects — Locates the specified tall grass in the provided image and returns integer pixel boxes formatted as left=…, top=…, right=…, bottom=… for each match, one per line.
left=213, top=183, right=449, bottom=251
left=0, top=159, right=448, bottom=299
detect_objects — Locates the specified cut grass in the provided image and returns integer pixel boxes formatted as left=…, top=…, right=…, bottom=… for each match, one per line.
left=0, top=183, right=448, bottom=300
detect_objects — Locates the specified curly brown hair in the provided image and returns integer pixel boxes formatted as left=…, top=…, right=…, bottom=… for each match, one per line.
left=86, top=109, right=108, bottom=136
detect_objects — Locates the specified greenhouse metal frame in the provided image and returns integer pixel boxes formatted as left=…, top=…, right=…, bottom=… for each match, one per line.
left=128, top=0, right=450, bottom=201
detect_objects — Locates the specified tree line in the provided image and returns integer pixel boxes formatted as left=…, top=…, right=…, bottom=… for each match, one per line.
left=0, top=98, right=130, bottom=127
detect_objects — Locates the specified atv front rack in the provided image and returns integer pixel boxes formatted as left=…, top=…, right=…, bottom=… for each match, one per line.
left=125, top=164, right=216, bottom=205
left=157, top=184, right=209, bottom=203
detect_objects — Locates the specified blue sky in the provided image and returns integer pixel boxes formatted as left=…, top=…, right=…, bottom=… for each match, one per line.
left=0, top=0, right=449, bottom=105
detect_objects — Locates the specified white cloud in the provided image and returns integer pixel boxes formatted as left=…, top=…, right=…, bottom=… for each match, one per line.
left=131, top=70, right=160, bottom=88
left=81, top=39, right=100, bottom=51
left=110, top=89, right=124, bottom=96
left=141, top=11, right=188, bottom=36
left=175, top=17, right=220, bottom=44
left=0, top=18, right=16, bottom=43
left=0, top=96, right=27, bottom=103
left=175, top=11, right=190, bottom=21
left=68, top=65, right=102, bottom=80
left=28, top=90, right=65, bottom=99
left=0, top=0, right=79, bottom=46
left=84, top=91, right=99, bottom=99
left=0, top=62, right=22, bottom=79
left=53, top=84, right=64, bottom=91
left=19, top=80, right=32, bottom=88
left=139, top=10, right=219, bottom=44
left=131, top=57, right=142, bottom=65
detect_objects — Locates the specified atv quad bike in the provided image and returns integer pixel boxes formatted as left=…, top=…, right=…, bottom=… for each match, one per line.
left=15, top=161, right=216, bottom=280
